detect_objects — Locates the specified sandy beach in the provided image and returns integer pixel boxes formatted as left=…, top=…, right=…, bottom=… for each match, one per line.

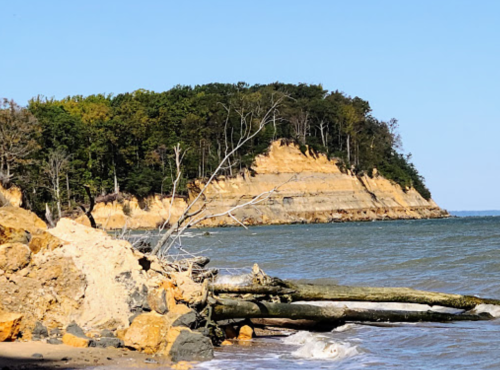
left=0, top=342, right=181, bottom=369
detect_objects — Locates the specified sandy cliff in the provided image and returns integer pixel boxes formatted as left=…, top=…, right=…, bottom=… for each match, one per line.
left=77, top=141, right=447, bottom=229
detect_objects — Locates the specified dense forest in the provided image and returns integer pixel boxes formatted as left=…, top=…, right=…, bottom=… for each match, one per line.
left=0, top=83, right=431, bottom=217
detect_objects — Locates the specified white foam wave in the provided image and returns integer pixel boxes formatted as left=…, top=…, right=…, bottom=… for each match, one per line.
left=471, top=304, right=500, bottom=318
left=333, top=323, right=359, bottom=332
left=293, top=301, right=464, bottom=314
left=283, top=331, right=359, bottom=361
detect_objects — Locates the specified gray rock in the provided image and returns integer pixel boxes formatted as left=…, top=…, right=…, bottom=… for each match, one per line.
left=50, top=328, right=61, bottom=337
left=32, top=322, right=49, bottom=338
left=31, top=353, right=44, bottom=359
left=169, top=330, right=213, bottom=362
left=47, top=338, right=63, bottom=345
left=172, top=310, right=198, bottom=329
left=90, top=337, right=124, bottom=348
left=65, top=322, right=86, bottom=338
left=100, top=329, right=115, bottom=338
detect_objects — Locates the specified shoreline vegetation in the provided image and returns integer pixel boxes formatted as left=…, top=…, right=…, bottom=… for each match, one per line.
left=1, top=83, right=432, bottom=223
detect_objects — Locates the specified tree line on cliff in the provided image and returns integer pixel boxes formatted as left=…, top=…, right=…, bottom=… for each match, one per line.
left=0, top=83, right=431, bottom=216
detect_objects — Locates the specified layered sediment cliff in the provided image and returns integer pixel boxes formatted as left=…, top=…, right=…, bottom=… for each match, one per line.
left=77, top=141, right=447, bottom=229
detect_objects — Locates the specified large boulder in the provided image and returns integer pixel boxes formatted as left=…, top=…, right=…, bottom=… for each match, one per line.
left=123, top=312, right=170, bottom=354
left=0, top=312, right=23, bottom=342
left=0, top=243, right=31, bottom=273
left=164, top=327, right=213, bottom=362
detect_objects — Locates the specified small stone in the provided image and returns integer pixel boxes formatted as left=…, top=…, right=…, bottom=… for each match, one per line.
left=237, top=325, right=253, bottom=341
left=47, top=338, right=63, bottom=345
left=61, top=357, right=71, bottom=361
left=144, top=358, right=158, bottom=364
left=147, top=288, right=169, bottom=315
left=90, top=337, right=124, bottom=348
left=221, top=340, right=233, bottom=346
left=31, top=353, right=43, bottom=359
left=62, top=333, right=90, bottom=348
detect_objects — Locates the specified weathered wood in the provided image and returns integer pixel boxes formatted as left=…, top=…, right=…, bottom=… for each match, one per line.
left=213, top=299, right=344, bottom=322
left=212, top=299, right=492, bottom=325
left=175, top=256, right=211, bottom=269
left=209, top=284, right=295, bottom=295
left=283, top=282, right=500, bottom=310
left=251, top=318, right=331, bottom=331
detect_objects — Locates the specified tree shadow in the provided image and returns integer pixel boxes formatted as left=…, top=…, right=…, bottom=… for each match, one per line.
left=0, top=354, right=73, bottom=370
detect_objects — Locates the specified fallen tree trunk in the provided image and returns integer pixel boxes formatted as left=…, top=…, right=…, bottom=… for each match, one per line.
left=212, top=298, right=492, bottom=325
left=283, top=282, right=500, bottom=310
left=209, top=281, right=500, bottom=310
left=209, top=284, right=295, bottom=295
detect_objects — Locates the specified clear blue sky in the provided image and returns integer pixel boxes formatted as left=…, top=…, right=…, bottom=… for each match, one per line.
left=1, top=0, right=499, bottom=211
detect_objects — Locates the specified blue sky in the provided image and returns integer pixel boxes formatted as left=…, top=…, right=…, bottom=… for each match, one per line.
left=1, top=0, right=498, bottom=210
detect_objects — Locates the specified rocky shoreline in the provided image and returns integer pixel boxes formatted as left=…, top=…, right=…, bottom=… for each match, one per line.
left=0, top=205, right=225, bottom=367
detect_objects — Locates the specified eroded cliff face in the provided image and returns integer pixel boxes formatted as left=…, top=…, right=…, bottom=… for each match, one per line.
left=77, top=141, right=446, bottom=229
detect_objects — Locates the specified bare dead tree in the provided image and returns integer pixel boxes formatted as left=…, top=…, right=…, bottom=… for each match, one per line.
left=151, top=93, right=288, bottom=256
left=291, top=110, right=310, bottom=145
left=318, top=119, right=329, bottom=151
left=45, top=148, right=70, bottom=219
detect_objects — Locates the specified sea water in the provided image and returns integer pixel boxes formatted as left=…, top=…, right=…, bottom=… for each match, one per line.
left=153, top=216, right=500, bottom=369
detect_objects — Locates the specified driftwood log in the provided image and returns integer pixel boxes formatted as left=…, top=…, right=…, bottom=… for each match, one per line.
left=283, top=282, right=500, bottom=310
left=209, top=282, right=500, bottom=310
left=212, top=298, right=492, bottom=326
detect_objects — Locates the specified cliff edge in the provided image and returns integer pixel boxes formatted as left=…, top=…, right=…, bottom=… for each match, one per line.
left=77, top=141, right=447, bottom=229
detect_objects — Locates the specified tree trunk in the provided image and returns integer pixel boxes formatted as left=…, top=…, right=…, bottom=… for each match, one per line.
left=55, top=175, right=61, bottom=219
left=212, top=298, right=491, bottom=325
left=210, top=283, right=295, bottom=295
left=114, top=166, right=119, bottom=194
left=347, top=134, right=351, bottom=165
left=66, top=173, right=71, bottom=208
left=283, top=282, right=500, bottom=310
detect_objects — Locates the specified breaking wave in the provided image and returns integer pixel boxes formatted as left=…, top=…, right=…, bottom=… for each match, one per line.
left=283, top=331, right=359, bottom=361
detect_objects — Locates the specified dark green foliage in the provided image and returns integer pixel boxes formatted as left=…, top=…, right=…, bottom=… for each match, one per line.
left=1, top=83, right=431, bottom=215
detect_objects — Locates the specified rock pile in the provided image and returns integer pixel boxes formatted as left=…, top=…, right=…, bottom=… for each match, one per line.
left=0, top=205, right=214, bottom=362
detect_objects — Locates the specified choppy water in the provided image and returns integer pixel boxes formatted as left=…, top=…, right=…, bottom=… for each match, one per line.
left=162, top=217, right=500, bottom=369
